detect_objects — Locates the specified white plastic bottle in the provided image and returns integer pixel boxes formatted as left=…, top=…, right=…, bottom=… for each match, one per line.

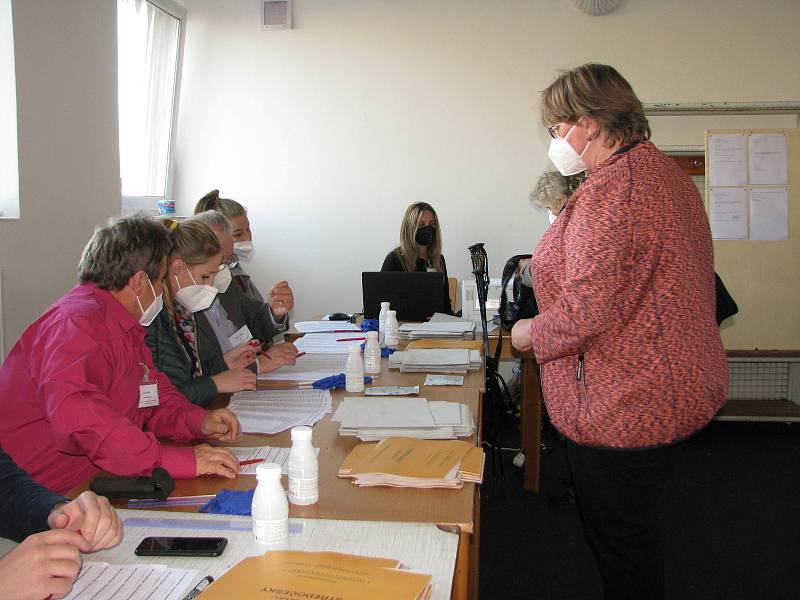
left=378, top=301, right=391, bottom=346
left=345, top=344, right=365, bottom=392
left=384, top=309, right=399, bottom=348
left=287, top=426, right=319, bottom=505
left=251, top=462, right=289, bottom=549
left=363, top=331, right=382, bottom=374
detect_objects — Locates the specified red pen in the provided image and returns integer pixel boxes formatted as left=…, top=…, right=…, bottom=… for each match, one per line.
left=240, top=459, right=265, bottom=466
left=336, top=337, right=366, bottom=342
left=296, top=352, right=306, bottom=358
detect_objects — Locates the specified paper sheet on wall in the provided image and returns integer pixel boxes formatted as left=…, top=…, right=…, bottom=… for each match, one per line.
left=750, top=187, right=789, bottom=241
left=710, top=187, right=748, bottom=240
left=709, top=134, right=748, bottom=187
left=749, top=133, right=788, bottom=185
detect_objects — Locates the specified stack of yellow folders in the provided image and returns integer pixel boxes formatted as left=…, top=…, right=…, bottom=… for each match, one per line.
left=196, top=550, right=432, bottom=600
left=338, top=437, right=484, bottom=489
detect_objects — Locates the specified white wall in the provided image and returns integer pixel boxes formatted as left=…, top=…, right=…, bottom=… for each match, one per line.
left=172, top=0, right=800, bottom=321
left=0, top=0, right=121, bottom=353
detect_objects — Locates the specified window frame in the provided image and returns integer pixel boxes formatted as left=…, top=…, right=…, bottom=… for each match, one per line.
left=119, top=0, right=187, bottom=214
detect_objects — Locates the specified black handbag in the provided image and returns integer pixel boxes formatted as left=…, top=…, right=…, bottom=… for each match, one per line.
left=498, top=254, right=539, bottom=330
left=715, top=273, right=738, bottom=325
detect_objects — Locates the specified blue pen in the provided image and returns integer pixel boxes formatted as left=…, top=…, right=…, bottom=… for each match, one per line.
left=182, top=575, right=214, bottom=600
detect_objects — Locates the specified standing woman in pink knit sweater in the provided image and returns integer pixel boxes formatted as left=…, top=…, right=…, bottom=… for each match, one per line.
left=512, top=64, right=728, bottom=600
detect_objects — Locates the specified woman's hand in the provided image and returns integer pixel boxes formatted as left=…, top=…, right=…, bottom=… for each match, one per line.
left=201, top=408, right=241, bottom=442
left=511, top=318, right=535, bottom=353
left=211, top=368, right=257, bottom=393
left=223, top=341, right=259, bottom=369
left=258, top=342, right=299, bottom=373
left=194, top=444, right=240, bottom=478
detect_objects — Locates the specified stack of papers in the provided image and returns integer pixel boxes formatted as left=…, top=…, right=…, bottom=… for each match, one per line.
left=332, top=397, right=474, bottom=441
left=398, top=321, right=476, bottom=340
left=60, top=562, right=198, bottom=600
left=294, top=321, right=360, bottom=333
left=389, top=349, right=482, bottom=373
left=196, top=550, right=432, bottom=600
left=257, top=353, right=347, bottom=381
left=228, top=389, right=332, bottom=434
left=338, top=437, right=484, bottom=489
left=294, top=331, right=367, bottom=354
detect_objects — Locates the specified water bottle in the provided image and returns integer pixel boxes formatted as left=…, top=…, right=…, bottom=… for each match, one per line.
left=287, top=426, right=319, bottom=505
left=251, top=462, right=289, bottom=549
left=363, top=331, right=382, bottom=374
left=384, top=309, right=399, bottom=348
left=378, top=301, right=390, bottom=346
left=345, top=344, right=365, bottom=392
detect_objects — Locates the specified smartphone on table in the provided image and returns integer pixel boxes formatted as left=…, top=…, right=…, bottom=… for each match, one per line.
left=134, top=536, right=228, bottom=557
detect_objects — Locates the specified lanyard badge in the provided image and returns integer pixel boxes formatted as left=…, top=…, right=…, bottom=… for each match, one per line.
left=138, top=362, right=160, bottom=408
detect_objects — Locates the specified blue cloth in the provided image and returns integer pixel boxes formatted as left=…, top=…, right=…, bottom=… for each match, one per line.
left=199, top=489, right=254, bottom=515
left=312, top=373, right=374, bottom=390
left=360, top=319, right=379, bottom=332
left=359, top=342, right=396, bottom=357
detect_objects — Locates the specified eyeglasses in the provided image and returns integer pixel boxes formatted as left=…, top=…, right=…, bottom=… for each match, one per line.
left=546, top=123, right=564, bottom=139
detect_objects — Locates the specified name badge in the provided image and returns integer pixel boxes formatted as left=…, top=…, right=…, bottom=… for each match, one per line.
left=139, top=383, right=159, bottom=408
left=229, top=325, right=253, bottom=347
left=138, top=361, right=159, bottom=408
left=426, top=267, right=436, bottom=273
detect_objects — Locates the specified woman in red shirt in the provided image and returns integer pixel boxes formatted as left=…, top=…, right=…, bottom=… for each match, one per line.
left=512, top=64, right=728, bottom=600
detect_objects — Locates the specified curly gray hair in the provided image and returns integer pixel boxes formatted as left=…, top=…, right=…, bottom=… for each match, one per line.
left=530, top=171, right=581, bottom=212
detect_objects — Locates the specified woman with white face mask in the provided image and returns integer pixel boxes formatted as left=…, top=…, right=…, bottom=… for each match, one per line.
left=144, top=219, right=263, bottom=407
left=511, top=63, right=727, bottom=600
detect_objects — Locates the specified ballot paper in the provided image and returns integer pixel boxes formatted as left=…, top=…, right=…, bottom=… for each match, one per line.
left=390, top=349, right=481, bottom=374
left=333, top=398, right=474, bottom=441
left=64, top=562, right=198, bottom=600
left=294, top=332, right=367, bottom=354
left=195, top=550, right=432, bottom=600
left=294, top=320, right=360, bottom=333
left=228, top=389, right=332, bottom=434
left=257, top=353, right=348, bottom=381
left=424, top=375, right=464, bottom=386
left=227, top=445, right=320, bottom=475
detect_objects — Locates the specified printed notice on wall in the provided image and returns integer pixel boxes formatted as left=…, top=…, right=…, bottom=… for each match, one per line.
left=750, top=187, right=789, bottom=241
left=749, top=133, right=788, bottom=185
left=710, top=187, right=748, bottom=240
left=709, top=134, right=748, bottom=187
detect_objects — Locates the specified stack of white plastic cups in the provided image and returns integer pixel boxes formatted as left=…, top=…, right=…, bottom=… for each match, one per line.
left=251, top=462, right=289, bottom=550
left=287, top=426, right=319, bottom=506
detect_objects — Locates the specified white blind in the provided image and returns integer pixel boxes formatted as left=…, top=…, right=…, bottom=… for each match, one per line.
left=0, top=0, right=19, bottom=219
left=118, top=0, right=180, bottom=199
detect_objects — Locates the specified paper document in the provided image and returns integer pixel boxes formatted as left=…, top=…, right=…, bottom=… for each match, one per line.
left=708, top=134, right=747, bottom=187
left=710, top=187, right=748, bottom=240
left=294, top=332, right=366, bottom=354
left=228, top=445, right=320, bottom=475
left=365, top=386, right=420, bottom=396
left=750, top=187, right=789, bottom=241
left=294, top=321, right=359, bottom=333
left=334, top=397, right=436, bottom=428
left=749, top=133, right=788, bottom=185
left=228, top=389, right=332, bottom=434
left=64, top=562, right=198, bottom=600
left=258, top=353, right=347, bottom=381
left=424, top=375, right=464, bottom=386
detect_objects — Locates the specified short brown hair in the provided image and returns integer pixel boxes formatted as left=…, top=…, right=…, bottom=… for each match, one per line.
left=78, top=215, right=172, bottom=290
left=540, top=63, right=650, bottom=147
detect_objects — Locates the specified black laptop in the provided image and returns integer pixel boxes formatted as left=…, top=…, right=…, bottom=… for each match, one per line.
left=362, top=272, right=446, bottom=321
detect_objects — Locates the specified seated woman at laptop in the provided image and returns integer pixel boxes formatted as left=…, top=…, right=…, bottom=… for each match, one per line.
left=381, top=202, right=453, bottom=314
left=145, top=219, right=292, bottom=407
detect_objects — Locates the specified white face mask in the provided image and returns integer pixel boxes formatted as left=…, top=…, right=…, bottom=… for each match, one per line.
left=548, top=210, right=558, bottom=225
left=233, top=241, right=254, bottom=263
left=214, top=264, right=232, bottom=294
left=137, top=277, right=163, bottom=326
left=174, top=269, right=219, bottom=313
left=548, top=123, right=590, bottom=176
